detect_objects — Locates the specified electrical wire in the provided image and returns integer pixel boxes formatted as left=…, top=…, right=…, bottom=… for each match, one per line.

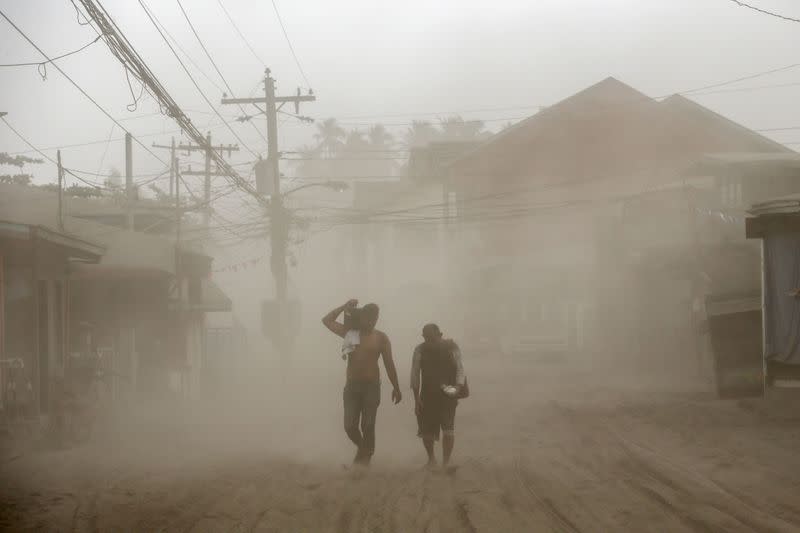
left=135, top=0, right=260, bottom=157
left=175, top=0, right=268, bottom=145
left=270, top=0, right=312, bottom=89
left=0, top=34, right=101, bottom=67
left=76, top=0, right=265, bottom=207
left=2, top=115, right=108, bottom=190
left=0, top=9, right=168, bottom=167
left=216, top=0, right=266, bottom=68
left=678, top=63, right=800, bottom=96
left=726, top=0, right=800, bottom=23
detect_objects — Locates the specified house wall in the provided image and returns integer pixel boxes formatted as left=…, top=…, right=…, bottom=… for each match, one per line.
left=1, top=238, right=73, bottom=417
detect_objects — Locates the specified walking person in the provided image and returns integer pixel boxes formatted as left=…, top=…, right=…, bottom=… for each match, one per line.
left=322, top=299, right=402, bottom=466
left=411, top=323, right=467, bottom=470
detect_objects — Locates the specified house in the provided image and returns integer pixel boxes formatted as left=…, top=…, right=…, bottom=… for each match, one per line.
left=746, top=193, right=800, bottom=387
left=334, top=142, right=481, bottom=347
left=446, top=77, right=796, bottom=370
left=0, top=220, right=103, bottom=417
left=0, top=183, right=228, bottom=417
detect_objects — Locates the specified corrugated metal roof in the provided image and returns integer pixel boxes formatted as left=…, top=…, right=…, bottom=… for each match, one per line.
left=0, top=183, right=208, bottom=274
left=701, top=152, right=800, bottom=166
left=749, top=194, right=800, bottom=216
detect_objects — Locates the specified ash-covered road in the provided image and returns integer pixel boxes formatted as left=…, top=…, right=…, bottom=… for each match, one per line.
left=3, top=359, right=799, bottom=532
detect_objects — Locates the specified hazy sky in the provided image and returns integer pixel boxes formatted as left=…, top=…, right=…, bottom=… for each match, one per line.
left=2, top=0, right=800, bottom=188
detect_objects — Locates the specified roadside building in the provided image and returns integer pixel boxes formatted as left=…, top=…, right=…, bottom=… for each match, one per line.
left=336, top=141, right=478, bottom=348
left=1, top=183, right=227, bottom=417
left=0, top=220, right=102, bottom=417
left=446, top=77, right=796, bottom=370
left=747, top=194, right=800, bottom=388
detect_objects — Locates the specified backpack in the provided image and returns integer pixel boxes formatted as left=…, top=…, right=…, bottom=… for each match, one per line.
left=443, top=339, right=470, bottom=400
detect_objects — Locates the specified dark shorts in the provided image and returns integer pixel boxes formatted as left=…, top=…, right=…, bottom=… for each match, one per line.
left=417, top=395, right=457, bottom=441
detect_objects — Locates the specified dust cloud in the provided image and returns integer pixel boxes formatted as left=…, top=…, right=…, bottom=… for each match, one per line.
left=4, top=1, right=800, bottom=531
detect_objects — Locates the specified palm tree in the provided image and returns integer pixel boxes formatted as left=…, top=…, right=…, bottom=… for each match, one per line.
left=367, top=124, right=393, bottom=149
left=342, top=129, right=369, bottom=153
left=403, top=120, right=439, bottom=148
left=438, top=115, right=486, bottom=141
left=314, top=118, right=346, bottom=158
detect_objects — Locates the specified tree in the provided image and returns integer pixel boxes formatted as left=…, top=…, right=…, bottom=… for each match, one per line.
left=314, top=118, right=346, bottom=158
left=0, top=153, right=43, bottom=168
left=365, top=124, right=396, bottom=178
left=367, top=124, right=393, bottom=149
left=0, top=174, right=33, bottom=186
left=0, top=152, right=43, bottom=185
left=105, top=167, right=122, bottom=189
left=341, top=129, right=369, bottom=154
left=437, top=115, right=488, bottom=141
left=404, top=120, right=439, bottom=148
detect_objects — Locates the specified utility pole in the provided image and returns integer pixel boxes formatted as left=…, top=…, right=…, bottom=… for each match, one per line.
left=221, top=68, right=316, bottom=358
left=125, top=132, right=134, bottom=230
left=204, top=132, right=211, bottom=228
left=153, top=136, right=238, bottom=228
left=56, top=150, right=64, bottom=231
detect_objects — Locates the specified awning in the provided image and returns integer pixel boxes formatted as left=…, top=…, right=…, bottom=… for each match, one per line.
left=68, top=264, right=171, bottom=280
left=0, top=220, right=104, bottom=261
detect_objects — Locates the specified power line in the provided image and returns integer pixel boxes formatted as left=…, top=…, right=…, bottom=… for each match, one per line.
left=0, top=9, right=167, bottom=167
left=726, top=0, right=800, bottom=23
left=133, top=1, right=226, bottom=95
left=75, top=0, right=265, bottom=204
left=0, top=34, right=101, bottom=67
left=270, top=0, right=312, bottom=89
left=174, top=0, right=268, bottom=145
left=74, top=0, right=264, bottom=206
left=688, top=80, right=800, bottom=98
left=2, top=115, right=109, bottom=190
left=216, top=0, right=266, bottom=67
left=134, top=0, right=260, bottom=159
left=678, top=62, right=800, bottom=96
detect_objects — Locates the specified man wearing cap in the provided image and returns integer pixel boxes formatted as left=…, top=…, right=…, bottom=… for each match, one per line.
left=410, top=324, right=466, bottom=469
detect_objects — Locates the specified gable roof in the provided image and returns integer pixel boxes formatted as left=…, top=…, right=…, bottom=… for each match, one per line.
left=450, top=77, right=659, bottom=172
left=449, top=77, right=793, bottom=178
left=659, top=94, right=792, bottom=154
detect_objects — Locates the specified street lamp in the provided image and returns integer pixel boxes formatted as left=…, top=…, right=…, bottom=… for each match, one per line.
left=281, top=180, right=349, bottom=197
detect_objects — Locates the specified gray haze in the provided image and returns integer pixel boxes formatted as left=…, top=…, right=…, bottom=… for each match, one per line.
left=4, top=2, right=800, bottom=531
left=2, top=0, right=800, bottom=182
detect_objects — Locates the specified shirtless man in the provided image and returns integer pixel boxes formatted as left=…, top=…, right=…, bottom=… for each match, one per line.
left=322, top=300, right=402, bottom=466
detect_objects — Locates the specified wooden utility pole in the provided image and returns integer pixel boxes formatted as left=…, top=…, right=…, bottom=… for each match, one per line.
left=153, top=136, right=238, bottom=227
left=175, top=157, right=183, bottom=303
left=204, top=132, right=212, bottom=228
left=56, top=150, right=64, bottom=231
left=125, top=132, right=134, bottom=230
left=221, top=68, right=316, bottom=357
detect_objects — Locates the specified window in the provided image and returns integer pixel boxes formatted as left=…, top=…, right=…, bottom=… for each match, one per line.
left=447, top=191, right=458, bottom=219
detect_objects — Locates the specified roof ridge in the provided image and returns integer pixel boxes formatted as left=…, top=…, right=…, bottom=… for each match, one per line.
left=661, top=94, right=795, bottom=154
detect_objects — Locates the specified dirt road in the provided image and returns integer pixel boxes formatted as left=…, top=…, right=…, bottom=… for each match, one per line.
left=2, top=359, right=800, bottom=532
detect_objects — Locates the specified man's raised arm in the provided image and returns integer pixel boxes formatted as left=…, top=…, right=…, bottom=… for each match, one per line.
left=322, top=300, right=355, bottom=338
